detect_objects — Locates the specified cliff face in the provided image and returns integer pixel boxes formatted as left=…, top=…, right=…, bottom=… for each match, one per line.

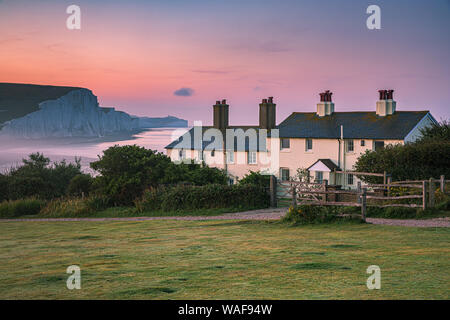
left=0, top=87, right=187, bottom=138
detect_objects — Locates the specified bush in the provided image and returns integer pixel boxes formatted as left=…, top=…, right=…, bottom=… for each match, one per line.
left=135, top=184, right=269, bottom=212
left=238, top=171, right=270, bottom=188
left=282, top=205, right=359, bottom=225
left=3, top=153, right=83, bottom=200
left=0, top=199, right=46, bottom=218
left=67, top=174, right=93, bottom=197
left=0, top=174, right=7, bottom=202
left=39, top=194, right=112, bottom=217
left=90, top=145, right=229, bottom=206
left=40, top=198, right=90, bottom=217
left=366, top=206, right=422, bottom=218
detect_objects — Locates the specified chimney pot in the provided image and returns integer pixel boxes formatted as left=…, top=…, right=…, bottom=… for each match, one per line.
left=387, top=89, right=394, bottom=100
left=268, top=97, right=273, bottom=103
left=317, top=91, right=334, bottom=116
left=216, top=100, right=220, bottom=105
left=376, top=89, right=396, bottom=116
left=221, top=99, right=226, bottom=104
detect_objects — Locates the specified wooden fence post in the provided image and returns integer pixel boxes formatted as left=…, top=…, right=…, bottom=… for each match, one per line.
left=270, top=175, right=277, bottom=208
left=422, top=181, right=428, bottom=210
left=361, top=188, right=367, bottom=222
left=387, top=176, right=392, bottom=197
left=440, top=175, right=445, bottom=193
left=383, top=171, right=387, bottom=185
left=322, top=180, right=328, bottom=203
left=429, top=178, right=435, bottom=208
left=291, top=184, right=297, bottom=207
left=357, top=181, right=362, bottom=204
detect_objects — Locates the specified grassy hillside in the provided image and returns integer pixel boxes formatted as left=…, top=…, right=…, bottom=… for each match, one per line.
left=0, top=83, right=83, bottom=125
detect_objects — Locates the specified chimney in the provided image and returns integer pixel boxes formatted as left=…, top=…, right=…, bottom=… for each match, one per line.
left=317, top=90, right=335, bottom=116
left=213, top=99, right=229, bottom=129
left=259, top=97, right=276, bottom=129
left=376, top=89, right=396, bottom=116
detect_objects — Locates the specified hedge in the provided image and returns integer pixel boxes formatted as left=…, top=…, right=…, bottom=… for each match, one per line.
left=135, top=184, right=269, bottom=212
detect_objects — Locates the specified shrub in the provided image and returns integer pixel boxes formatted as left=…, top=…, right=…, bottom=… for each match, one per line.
left=135, top=184, right=269, bottom=212
left=40, top=198, right=91, bottom=217
left=3, top=153, right=83, bottom=200
left=90, top=145, right=229, bottom=206
left=67, top=174, right=93, bottom=197
left=238, top=171, right=270, bottom=188
left=281, top=205, right=357, bottom=225
left=0, top=174, right=7, bottom=202
left=366, top=206, right=418, bottom=218
left=84, top=194, right=112, bottom=211
left=134, top=187, right=164, bottom=213
left=0, top=199, right=46, bottom=218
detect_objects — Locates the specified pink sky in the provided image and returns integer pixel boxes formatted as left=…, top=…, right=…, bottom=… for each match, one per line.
left=1, top=0, right=449, bottom=125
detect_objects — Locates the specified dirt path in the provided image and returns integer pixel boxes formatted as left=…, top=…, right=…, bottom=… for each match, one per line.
left=1, top=208, right=449, bottom=227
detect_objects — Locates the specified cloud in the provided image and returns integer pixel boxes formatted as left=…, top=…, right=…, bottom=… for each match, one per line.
left=174, top=87, right=194, bottom=97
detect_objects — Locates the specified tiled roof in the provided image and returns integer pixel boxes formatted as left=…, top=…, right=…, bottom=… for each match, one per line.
left=165, top=111, right=432, bottom=150
left=307, top=159, right=341, bottom=171
left=278, top=111, right=430, bottom=139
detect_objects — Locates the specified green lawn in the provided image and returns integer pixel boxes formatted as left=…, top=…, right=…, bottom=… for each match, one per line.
left=0, top=219, right=448, bottom=299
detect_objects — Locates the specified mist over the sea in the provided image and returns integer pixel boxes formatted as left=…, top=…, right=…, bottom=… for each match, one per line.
left=0, top=128, right=188, bottom=174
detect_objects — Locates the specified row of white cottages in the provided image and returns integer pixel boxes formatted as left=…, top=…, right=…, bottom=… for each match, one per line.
left=165, top=90, right=436, bottom=189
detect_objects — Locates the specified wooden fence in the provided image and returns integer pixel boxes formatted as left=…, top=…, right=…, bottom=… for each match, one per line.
left=271, top=174, right=449, bottom=222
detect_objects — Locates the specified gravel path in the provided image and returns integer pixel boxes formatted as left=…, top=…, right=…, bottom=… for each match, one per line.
left=366, top=217, right=450, bottom=228
left=0, top=208, right=287, bottom=222
left=1, top=208, right=449, bottom=227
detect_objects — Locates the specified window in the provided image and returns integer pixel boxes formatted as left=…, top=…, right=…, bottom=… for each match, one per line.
left=347, top=174, right=354, bottom=185
left=315, top=171, right=323, bottom=183
left=280, top=138, right=290, bottom=149
left=211, top=150, right=215, bottom=157
left=247, top=151, right=257, bottom=164
left=346, top=139, right=354, bottom=152
left=226, top=151, right=234, bottom=164
left=228, top=178, right=235, bottom=185
left=179, top=149, right=186, bottom=159
left=280, top=168, right=290, bottom=181
left=374, top=141, right=385, bottom=151
left=306, top=139, right=313, bottom=151
left=361, top=140, right=365, bottom=147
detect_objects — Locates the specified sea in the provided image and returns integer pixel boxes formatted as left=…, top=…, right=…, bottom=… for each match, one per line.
left=0, top=128, right=189, bottom=174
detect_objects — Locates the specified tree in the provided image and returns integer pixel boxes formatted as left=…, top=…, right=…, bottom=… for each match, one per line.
left=90, top=145, right=171, bottom=205
left=5, top=153, right=83, bottom=200
left=67, top=174, right=93, bottom=197
left=354, top=140, right=450, bottom=183
left=90, top=145, right=229, bottom=205
left=418, top=119, right=450, bottom=143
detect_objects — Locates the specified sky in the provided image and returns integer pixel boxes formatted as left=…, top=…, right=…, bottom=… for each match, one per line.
left=0, top=0, right=449, bottom=125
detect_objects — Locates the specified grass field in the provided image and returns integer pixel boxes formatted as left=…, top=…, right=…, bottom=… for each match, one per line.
left=0, top=219, right=448, bottom=299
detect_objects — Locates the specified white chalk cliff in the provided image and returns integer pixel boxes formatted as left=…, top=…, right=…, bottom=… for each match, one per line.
left=0, top=89, right=187, bottom=138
